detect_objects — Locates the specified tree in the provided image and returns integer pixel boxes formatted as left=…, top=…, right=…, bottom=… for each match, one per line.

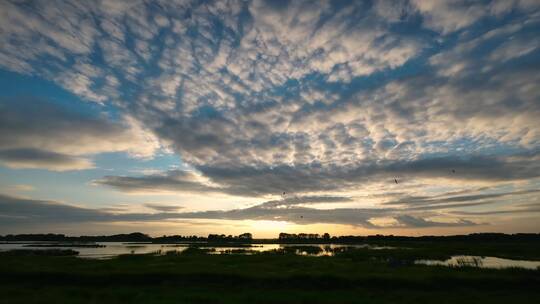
left=238, top=233, right=252, bottom=240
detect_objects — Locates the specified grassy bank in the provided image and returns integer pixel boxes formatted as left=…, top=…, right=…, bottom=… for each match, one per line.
left=1, top=246, right=539, bottom=304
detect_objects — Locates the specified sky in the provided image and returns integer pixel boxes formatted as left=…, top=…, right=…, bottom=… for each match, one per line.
left=0, top=0, right=539, bottom=237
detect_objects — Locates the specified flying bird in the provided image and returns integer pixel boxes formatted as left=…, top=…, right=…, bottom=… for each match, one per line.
left=394, top=178, right=398, bottom=184
left=452, top=169, right=456, bottom=173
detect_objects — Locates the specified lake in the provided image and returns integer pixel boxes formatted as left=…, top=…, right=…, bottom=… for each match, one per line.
left=0, top=242, right=389, bottom=259
left=415, top=255, right=540, bottom=270
left=2, top=242, right=539, bottom=269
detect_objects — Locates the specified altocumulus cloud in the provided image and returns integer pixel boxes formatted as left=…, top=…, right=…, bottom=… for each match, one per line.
left=0, top=0, right=539, bottom=229
left=94, top=153, right=540, bottom=197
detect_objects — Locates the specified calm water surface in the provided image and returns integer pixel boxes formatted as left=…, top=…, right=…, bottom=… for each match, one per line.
left=2, top=243, right=539, bottom=269
left=0, top=242, right=385, bottom=259
left=415, top=255, right=540, bottom=270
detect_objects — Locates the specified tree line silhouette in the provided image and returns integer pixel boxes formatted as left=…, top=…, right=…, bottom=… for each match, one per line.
left=1, top=232, right=539, bottom=243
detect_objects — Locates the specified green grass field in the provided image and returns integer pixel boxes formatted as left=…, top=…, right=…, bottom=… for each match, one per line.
left=1, top=243, right=540, bottom=304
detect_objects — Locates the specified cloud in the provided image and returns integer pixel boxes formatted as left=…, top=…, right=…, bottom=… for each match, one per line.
left=411, top=0, right=488, bottom=33
left=489, top=36, right=540, bottom=63
left=10, top=184, right=35, bottom=192
left=2, top=0, right=538, bottom=173
left=384, top=189, right=540, bottom=207
left=450, top=207, right=540, bottom=216
left=393, top=215, right=477, bottom=227
left=0, top=98, right=160, bottom=170
left=0, top=184, right=36, bottom=195
left=258, top=195, right=353, bottom=208
left=0, top=193, right=482, bottom=229
left=144, top=203, right=184, bottom=213
left=0, top=194, right=112, bottom=224
left=93, top=170, right=221, bottom=194
left=0, top=148, right=94, bottom=171
left=411, top=0, right=539, bottom=34
left=405, top=201, right=496, bottom=211
left=95, top=153, right=540, bottom=197
left=0, top=1, right=539, bottom=230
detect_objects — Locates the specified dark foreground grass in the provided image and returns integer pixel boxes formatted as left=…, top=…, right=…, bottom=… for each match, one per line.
left=1, top=246, right=540, bottom=304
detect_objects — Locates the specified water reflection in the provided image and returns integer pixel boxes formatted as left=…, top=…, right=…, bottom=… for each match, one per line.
left=0, top=242, right=177, bottom=259
left=0, top=242, right=389, bottom=259
left=3, top=242, right=538, bottom=269
left=415, top=255, right=540, bottom=270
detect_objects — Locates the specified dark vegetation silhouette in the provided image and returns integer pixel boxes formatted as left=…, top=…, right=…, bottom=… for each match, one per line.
left=1, top=243, right=539, bottom=303
left=0, top=249, right=78, bottom=256
left=2, top=232, right=539, bottom=243
left=1, top=232, right=540, bottom=303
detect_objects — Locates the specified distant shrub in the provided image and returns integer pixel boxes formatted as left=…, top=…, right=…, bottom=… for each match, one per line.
left=0, top=249, right=78, bottom=256
left=181, top=246, right=216, bottom=255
